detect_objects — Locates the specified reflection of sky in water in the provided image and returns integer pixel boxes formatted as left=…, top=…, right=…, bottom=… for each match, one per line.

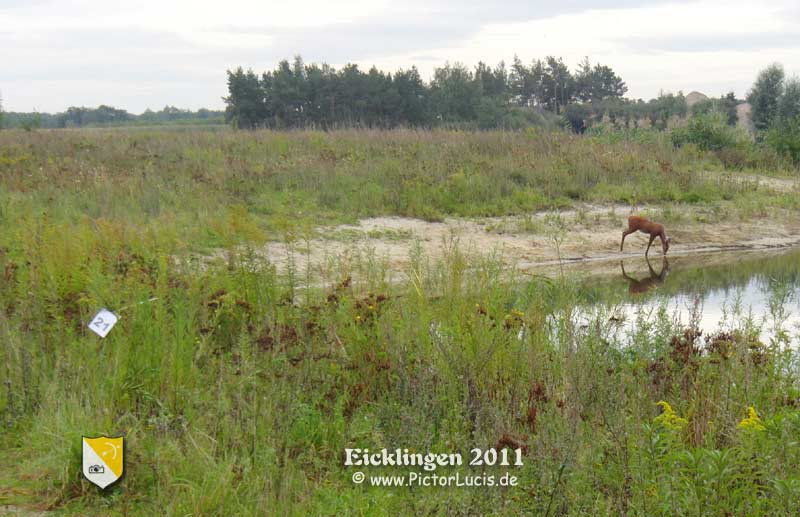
left=578, top=268, right=800, bottom=347
left=627, top=277, right=798, bottom=345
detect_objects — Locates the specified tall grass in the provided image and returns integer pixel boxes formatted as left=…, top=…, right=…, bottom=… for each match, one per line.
left=1, top=128, right=793, bottom=246
left=1, top=129, right=799, bottom=514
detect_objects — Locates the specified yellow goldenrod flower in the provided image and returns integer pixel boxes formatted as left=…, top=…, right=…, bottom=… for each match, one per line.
left=737, top=406, right=766, bottom=432
left=653, top=401, right=688, bottom=432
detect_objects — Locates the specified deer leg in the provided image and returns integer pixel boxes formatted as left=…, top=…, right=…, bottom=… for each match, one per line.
left=620, top=229, right=634, bottom=251
left=645, top=234, right=657, bottom=257
left=620, top=260, right=631, bottom=280
left=659, top=257, right=670, bottom=279
left=645, top=255, right=657, bottom=277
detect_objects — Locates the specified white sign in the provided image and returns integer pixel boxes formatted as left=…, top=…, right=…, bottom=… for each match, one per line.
left=88, top=309, right=118, bottom=338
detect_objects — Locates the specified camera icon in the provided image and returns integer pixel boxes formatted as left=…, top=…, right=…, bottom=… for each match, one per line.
left=88, top=465, right=105, bottom=474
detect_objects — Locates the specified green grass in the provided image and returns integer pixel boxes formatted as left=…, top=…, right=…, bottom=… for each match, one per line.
left=1, top=128, right=796, bottom=252
left=1, top=128, right=799, bottom=515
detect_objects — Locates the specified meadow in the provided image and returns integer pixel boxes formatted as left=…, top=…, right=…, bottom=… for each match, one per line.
left=1, top=128, right=800, bottom=515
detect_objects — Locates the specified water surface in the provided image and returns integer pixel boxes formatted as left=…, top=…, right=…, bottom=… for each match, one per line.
left=580, top=249, right=800, bottom=347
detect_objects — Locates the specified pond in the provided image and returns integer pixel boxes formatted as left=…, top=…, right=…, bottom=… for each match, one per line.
left=577, top=248, right=800, bottom=348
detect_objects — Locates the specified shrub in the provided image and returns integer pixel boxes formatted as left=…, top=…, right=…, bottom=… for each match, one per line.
left=765, top=116, right=800, bottom=164
left=563, top=103, right=591, bottom=133
left=670, top=112, right=746, bottom=152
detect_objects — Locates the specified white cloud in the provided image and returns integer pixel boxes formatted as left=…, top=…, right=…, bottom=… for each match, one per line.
left=1, top=0, right=799, bottom=112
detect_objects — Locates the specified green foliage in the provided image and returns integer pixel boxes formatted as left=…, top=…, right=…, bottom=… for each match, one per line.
left=745, top=63, right=800, bottom=163
left=0, top=129, right=799, bottom=514
left=690, top=92, right=739, bottom=126
left=671, top=112, right=747, bottom=152
left=766, top=116, right=800, bottom=164
left=224, top=67, right=266, bottom=129
left=574, top=57, right=628, bottom=103
left=584, top=92, right=689, bottom=132
left=777, top=77, right=800, bottom=122
left=747, top=63, right=785, bottom=131
left=562, top=103, right=591, bottom=133
left=431, top=62, right=483, bottom=123
left=62, top=105, right=131, bottom=127
left=20, top=112, right=41, bottom=132
left=225, top=55, right=628, bottom=129
left=2, top=105, right=224, bottom=129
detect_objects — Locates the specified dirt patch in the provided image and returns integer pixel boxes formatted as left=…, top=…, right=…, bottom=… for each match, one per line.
left=711, top=171, right=800, bottom=192
left=0, top=506, right=49, bottom=516
left=212, top=201, right=800, bottom=284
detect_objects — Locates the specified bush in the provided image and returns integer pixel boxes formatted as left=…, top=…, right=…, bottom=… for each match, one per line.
left=563, top=103, right=591, bottom=133
left=765, top=116, right=800, bottom=164
left=670, top=112, right=746, bottom=152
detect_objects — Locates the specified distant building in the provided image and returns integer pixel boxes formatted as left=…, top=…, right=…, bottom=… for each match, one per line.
left=685, top=91, right=709, bottom=107
left=736, top=102, right=753, bottom=132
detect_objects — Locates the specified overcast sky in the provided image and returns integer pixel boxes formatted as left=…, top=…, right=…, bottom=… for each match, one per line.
left=2, top=0, right=799, bottom=113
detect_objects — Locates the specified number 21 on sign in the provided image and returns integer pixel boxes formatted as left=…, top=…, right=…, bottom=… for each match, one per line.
left=89, top=309, right=118, bottom=338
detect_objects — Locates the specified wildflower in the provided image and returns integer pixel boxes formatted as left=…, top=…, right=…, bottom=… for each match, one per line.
left=355, top=315, right=362, bottom=321
left=737, top=406, right=766, bottom=432
left=653, top=401, right=688, bottom=432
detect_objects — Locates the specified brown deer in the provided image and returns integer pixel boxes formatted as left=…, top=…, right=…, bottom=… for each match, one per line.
left=620, top=216, right=671, bottom=256
left=620, top=257, right=669, bottom=295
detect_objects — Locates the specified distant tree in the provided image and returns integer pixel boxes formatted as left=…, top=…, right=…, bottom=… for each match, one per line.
left=722, top=91, right=740, bottom=125
left=267, top=58, right=306, bottom=127
left=0, top=91, right=4, bottom=129
left=393, top=67, right=429, bottom=126
left=528, top=60, right=547, bottom=106
left=777, top=77, right=800, bottom=122
left=766, top=116, right=800, bottom=164
left=509, top=56, right=536, bottom=106
left=647, top=91, right=687, bottom=129
left=747, top=63, right=785, bottom=131
left=57, top=105, right=129, bottom=127
left=574, top=57, right=594, bottom=103
left=589, top=64, right=627, bottom=101
left=542, top=56, right=575, bottom=113
left=765, top=76, right=800, bottom=162
left=575, top=58, right=627, bottom=102
left=22, top=111, right=42, bottom=131
left=302, top=62, right=337, bottom=127
left=430, top=62, right=481, bottom=123
left=223, top=67, right=265, bottom=129
left=62, top=107, right=84, bottom=127
left=336, top=63, right=368, bottom=125
left=690, top=92, right=739, bottom=126
left=224, top=54, right=634, bottom=130
left=563, top=103, right=591, bottom=133
left=474, top=61, right=509, bottom=99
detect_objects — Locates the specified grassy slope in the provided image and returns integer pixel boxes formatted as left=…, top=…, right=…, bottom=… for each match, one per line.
left=1, top=129, right=799, bottom=515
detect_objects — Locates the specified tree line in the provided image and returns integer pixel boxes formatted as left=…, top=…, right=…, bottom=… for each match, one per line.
left=223, top=56, right=628, bottom=130
left=0, top=104, right=224, bottom=130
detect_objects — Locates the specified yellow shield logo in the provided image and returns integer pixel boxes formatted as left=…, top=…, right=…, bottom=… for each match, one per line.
left=82, top=436, right=124, bottom=489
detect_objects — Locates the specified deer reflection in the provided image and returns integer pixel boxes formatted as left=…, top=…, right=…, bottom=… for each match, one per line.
left=620, top=257, right=670, bottom=295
